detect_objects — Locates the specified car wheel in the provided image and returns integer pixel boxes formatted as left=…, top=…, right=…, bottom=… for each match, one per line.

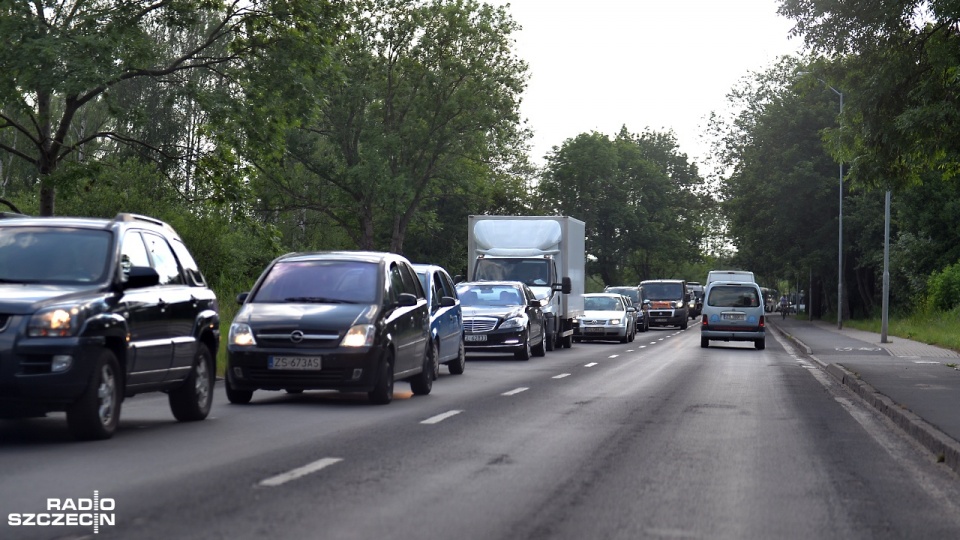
left=701, top=337, right=709, bottom=348
left=514, top=329, right=532, bottom=360
left=532, top=330, right=547, bottom=357
left=67, top=349, right=122, bottom=440
left=680, top=318, right=688, bottom=330
left=619, top=329, right=630, bottom=344
left=225, top=377, right=254, bottom=404
left=755, top=338, right=765, bottom=350
left=169, top=345, right=214, bottom=422
left=368, top=351, right=395, bottom=404
left=410, top=341, right=437, bottom=395
left=562, top=332, right=573, bottom=348
left=448, top=340, right=466, bottom=375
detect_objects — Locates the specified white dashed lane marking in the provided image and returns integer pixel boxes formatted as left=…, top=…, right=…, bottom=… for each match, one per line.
left=502, top=387, right=529, bottom=396
left=259, top=457, right=343, bottom=487
left=421, top=410, right=463, bottom=424
left=608, top=354, right=619, bottom=358
left=585, top=362, right=598, bottom=367
left=553, top=373, right=571, bottom=379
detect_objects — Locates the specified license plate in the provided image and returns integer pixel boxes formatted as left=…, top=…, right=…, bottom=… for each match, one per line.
left=268, top=356, right=322, bottom=370
left=464, top=334, right=487, bottom=342
left=654, top=318, right=668, bottom=323
left=584, top=327, right=604, bottom=333
left=723, top=313, right=746, bottom=321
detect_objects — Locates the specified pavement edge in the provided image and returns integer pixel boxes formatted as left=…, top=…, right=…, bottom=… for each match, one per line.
left=773, top=325, right=960, bottom=475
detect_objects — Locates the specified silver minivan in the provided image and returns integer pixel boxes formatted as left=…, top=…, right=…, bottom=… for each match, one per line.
left=700, top=281, right=765, bottom=349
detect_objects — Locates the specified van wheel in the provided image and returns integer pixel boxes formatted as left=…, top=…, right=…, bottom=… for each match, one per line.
left=67, top=349, right=122, bottom=440
left=680, top=319, right=688, bottom=330
left=701, top=337, right=709, bottom=348
left=169, top=345, right=214, bottom=422
left=755, top=339, right=766, bottom=350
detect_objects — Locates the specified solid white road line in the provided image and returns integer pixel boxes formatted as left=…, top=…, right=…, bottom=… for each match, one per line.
left=421, top=410, right=463, bottom=424
left=553, top=373, right=571, bottom=379
left=259, top=457, right=343, bottom=487
left=502, top=387, right=529, bottom=396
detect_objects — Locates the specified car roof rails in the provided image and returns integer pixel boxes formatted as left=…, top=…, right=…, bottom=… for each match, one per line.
left=113, top=213, right=175, bottom=232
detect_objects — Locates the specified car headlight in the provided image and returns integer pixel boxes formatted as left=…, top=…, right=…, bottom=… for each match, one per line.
left=342, top=324, right=375, bottom=347
left=229, top=323, right=257, bottom=346
left=28, top=306, right=88, bottom=337
left=609, top=318, right=621, bottom=325
left=500, top=316, right=527, bottom=330
left=675, top=301, right=685, bottom=309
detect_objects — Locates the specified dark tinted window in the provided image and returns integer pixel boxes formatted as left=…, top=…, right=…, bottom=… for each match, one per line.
left=0, top=227, right=111, bottom=284
left=170, top=238, right=207, bottom=287
left=456, top=283, right=524, bottom=306
left=707, top=286, right=761, bottom=308
left=254, top=260, right=379, bottom=304
left=605, top=287, right=640, bottom=303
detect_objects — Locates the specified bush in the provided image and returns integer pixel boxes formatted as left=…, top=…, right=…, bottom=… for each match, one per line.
left=925, top=261, right=960, bottom=311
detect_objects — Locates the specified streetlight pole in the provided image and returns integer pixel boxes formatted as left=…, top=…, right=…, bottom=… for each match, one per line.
left=801, top=72, right=845, bottom=329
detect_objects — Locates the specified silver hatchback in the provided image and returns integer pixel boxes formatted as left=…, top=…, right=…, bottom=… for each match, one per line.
left=700, top=281, right=765, bottom=350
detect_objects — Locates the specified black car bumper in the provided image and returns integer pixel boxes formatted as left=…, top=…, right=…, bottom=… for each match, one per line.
left=0, top=335, right=99, bottom=417
left=463, top=327, right=527, bottom=353
left=227, top=346, right=386, bottom=392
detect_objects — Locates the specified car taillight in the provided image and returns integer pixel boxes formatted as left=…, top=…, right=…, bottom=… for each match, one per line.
left=759, top=315, right=765, bottom=328
left=701, top=314, right=708, bottom=326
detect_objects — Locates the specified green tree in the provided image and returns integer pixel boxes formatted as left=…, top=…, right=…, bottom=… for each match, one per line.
left=0, top=0, right=335, bottom=216
left=252, top=0, right=529, bottom=254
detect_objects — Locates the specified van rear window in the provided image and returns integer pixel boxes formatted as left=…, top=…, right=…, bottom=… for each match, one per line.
left=707, top=286, right=760, bottom=308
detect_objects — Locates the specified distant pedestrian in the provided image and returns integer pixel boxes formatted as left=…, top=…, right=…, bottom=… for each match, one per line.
left=779, top=294, right=789, bottom=318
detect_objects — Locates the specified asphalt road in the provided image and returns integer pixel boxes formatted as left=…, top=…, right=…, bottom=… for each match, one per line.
left=3, top=327, right=960, bottom=540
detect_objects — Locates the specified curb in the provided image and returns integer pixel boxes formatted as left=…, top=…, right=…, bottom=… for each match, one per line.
left=772, top=324, right=960, bottom=475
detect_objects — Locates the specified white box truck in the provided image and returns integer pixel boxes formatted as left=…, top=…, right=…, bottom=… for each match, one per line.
left=467, top=215, right=585, bottom=349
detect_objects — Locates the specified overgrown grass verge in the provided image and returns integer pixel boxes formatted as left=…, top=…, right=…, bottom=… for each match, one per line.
left=843, top=308, right=960, bottom=353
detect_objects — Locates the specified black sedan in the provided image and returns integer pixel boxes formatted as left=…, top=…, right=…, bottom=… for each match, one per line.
left=456, top=281, right=546, bottom=360
left=225, top=251, right=434, bottom=405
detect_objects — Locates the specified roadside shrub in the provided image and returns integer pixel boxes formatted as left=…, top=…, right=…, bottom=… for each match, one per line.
left=926, top=261, right=960, bottom=311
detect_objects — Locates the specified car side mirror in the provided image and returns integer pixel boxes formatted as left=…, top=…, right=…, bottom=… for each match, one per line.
left=236, top=292, right=249, bottom=305
left=123, top=266, right=160, bottom=289
left=453, top=275, right=464, bottom=284
left=528, top=299, right=541, bottom=309
left=440, top=296, right=456, bottom=307
left=627, top=307, right=636, bottom=312
left=643, top=299, right=651, bottom=306
left=397, top=292, right=418, bottom=307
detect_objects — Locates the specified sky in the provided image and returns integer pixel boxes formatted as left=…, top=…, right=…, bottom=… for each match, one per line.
left=485, top=0, right=805, bottom=167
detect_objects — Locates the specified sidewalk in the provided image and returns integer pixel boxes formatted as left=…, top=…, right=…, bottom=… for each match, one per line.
left=770, top=315, right=960, bottom=474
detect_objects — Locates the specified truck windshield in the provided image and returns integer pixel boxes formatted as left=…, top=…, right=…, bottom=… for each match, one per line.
left=642, top=283, right=684, bottom=300
left=474, top=258, right=551, bottom=286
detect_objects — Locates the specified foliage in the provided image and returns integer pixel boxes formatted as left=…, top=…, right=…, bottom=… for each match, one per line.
left=538, top=127, right=707, bottom=285
left=926, top=261, right=960, bottom=312
left=247, top=0, right=531, bottom=257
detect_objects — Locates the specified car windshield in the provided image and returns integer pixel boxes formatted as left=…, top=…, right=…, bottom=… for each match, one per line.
left=584, top=296, right=621, bottom=311
left=605, top=287, right=639, bottom=303
left=642, top=283, right=683, bottom=300
left=252, top=260, right=379, bottom=304
left=473, top=258, right=551, bottom=286
left=457, top=284, right=523, bottom=306
left=707, top=286, right=761, bottom=308
left=0, top=227, right=111, bottom=284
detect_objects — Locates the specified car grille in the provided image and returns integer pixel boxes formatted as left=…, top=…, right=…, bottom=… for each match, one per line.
left=580, top=319, right=607, bottom=325
left=649, top=310, right=674, bottom=317
left=256, top=327, right=342, bottom=349
left=246, top=368, right=348, bottom=383
left=463, top=317, right=498, bottom=332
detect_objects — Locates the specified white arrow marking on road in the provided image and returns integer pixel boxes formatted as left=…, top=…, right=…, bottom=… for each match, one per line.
left=553, top=373, right=571, bottom=379
left=421, top=410, right=463, bottom=424
left=502, top=387, right=529, bottom=396
left=585, top=362, right=598, bottom=367
left=259, top=457, right=343, bottom=487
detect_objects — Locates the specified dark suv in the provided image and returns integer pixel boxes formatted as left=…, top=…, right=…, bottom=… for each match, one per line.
left=0, top=213, right=220, bottom=440
left=225, top=251, right=433, bottom=405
